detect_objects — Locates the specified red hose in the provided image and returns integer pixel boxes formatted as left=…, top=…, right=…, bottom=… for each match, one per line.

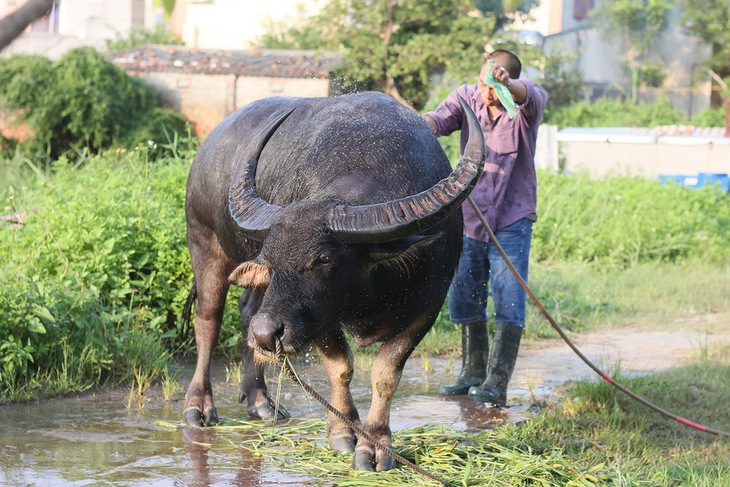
left=468, top=196, right=729, bottom=438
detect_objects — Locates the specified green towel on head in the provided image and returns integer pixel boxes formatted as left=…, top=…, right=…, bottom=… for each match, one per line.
left=482, top=59, right=519, bottom=119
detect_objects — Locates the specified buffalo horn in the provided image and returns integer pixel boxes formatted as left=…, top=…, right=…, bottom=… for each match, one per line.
left=228, top=109, right=294, bottom=241
left=327, top=95, right=485, bottom=244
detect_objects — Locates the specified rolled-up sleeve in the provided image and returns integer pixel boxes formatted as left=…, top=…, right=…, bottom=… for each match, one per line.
left=519, top=79, right=548, bottom=126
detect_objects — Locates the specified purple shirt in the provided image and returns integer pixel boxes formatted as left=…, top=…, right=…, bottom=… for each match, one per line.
left=424, top=80, right=547, bottom=242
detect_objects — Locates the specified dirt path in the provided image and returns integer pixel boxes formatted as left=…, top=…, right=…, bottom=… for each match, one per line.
left=511, top=326, right=724, bottom=398
left=387, top=314, right=730, bottom=429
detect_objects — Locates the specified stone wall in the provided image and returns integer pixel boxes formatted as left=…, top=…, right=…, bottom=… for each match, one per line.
left=128, top=71, right=331, bottom=137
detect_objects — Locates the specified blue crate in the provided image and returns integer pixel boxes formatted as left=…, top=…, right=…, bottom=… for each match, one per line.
left=698, top=173, right=730, bottom=192
left=658, top=174, right=701, bottom=188
left=658, top=173, right=730, bottom=192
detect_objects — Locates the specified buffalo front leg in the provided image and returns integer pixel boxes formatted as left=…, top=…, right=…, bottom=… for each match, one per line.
left=238, top=289, right=290, bottom=420
left=183, top=239, right=232, bottom=426
left=316, top=329, right=360, bottom=453
left=183, top=284, right=225, bottom=426
left=353, top=315, right=432, bottom=471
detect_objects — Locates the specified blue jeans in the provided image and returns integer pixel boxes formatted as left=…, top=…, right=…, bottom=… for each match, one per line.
left=448, top=219, right=533, bottom=328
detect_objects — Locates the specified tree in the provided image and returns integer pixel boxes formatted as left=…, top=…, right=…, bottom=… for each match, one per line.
left=474, top=0, right=540, bottom=29
left=257, top=0, right=500, bottom=110
left=538, top=46, right=585, bottom=121
left=0, top=47, right=187, bottom=160
left=679, top=0, right=730, bottom=108
left=0, top=0, right=56, bottom=52
left=589, top=0, right=673, bottom=102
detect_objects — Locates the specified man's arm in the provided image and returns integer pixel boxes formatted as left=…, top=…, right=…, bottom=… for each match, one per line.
left=504, top=79, right=527, bottom=105
left=421, top=86, right=468, bottom=137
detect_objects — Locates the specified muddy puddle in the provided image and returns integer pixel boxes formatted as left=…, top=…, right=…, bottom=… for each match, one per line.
left=0, top=327, right=722, bottom=486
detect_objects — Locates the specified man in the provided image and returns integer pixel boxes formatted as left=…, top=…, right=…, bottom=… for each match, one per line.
left=422, top=49, right=547, bottom=407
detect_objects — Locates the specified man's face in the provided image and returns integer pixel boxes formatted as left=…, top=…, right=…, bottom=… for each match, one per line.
left=478, top=63, right=502, bottom=109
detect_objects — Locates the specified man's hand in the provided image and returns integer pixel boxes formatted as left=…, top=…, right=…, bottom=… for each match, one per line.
left=422, top=114, right=438, bottom=134
left=492, top=64, right=511, bottom=88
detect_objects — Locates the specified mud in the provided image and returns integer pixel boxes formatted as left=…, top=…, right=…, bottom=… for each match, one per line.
left=0, top=327, right=725, bottom=486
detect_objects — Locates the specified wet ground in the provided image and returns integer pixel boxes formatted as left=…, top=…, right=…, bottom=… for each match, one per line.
left=1, top=326, right=726, bottom=486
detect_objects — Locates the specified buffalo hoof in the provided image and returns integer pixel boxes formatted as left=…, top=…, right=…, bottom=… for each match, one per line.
left=353, top=439, right=395, bottom=472
left=183, top=406, right=219, bottom=427
left=243, top=392, right=291, bottom=421
left=329, top=430, right=356, bottom=453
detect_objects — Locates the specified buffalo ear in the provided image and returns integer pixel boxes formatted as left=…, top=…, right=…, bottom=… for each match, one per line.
left=229, top=258, right=271, bottom=289
left=367, top=234, right=441, bottom=268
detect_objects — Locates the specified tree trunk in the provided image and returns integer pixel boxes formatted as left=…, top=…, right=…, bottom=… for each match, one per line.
left=379, top=0, right=414, bottom=110
left=0, top=0, right=56, bottom=52
left=383, top=70, right=414, bottom=111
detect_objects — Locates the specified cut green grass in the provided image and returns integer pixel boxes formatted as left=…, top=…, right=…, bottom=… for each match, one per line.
left=159, top=342, right=730, bottom=486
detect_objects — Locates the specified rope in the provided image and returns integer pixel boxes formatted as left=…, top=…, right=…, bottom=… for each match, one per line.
left=256, top=340, right=452, bottom=486
left=245, top=194, right=726, bottom=486
left=467, top=195, right=730, bottom=438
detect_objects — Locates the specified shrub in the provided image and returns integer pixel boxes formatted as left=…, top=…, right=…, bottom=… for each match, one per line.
left=533, top=170, right=730, bottom=265
left=119, top=107, right=190, bottom=159
left=0, top=149, right=196, bottom=400
left=544, top=97, right=685, bottom=128
left=0, top=47, right=188, bottom=162
left=689, top=107, right=728, bottom=128
left=106, top=25, right=184, bottom=51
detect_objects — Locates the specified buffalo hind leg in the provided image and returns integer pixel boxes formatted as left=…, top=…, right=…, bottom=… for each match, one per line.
left=353, top=313, right=433, bottom=471
left=238, top=289, right=290, bottom=420
left=316, top=328, right=360, bottom=453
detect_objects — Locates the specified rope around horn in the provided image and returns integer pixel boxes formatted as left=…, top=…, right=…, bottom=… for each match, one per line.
left=255, top=340, right=451, bottom=486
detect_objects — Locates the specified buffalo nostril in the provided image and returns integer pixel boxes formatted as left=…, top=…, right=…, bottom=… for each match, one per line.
left=250, top=313, right=284, bottom=352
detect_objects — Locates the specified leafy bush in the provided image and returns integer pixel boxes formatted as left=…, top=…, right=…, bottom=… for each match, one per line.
left=539, top=46, right=585, bottom=120
left=544, top=96, right=685, bottom=128
left=106, top=25, right=184, bottom=51
left=0, top=147, right=197, bottom=400
left=690, top=107, right=728, bottom=127
left=534, top=170, right=730, bottom=265
left=119, top=107, right=190, bottom=159
left=0, top=47, right=187, bottom=163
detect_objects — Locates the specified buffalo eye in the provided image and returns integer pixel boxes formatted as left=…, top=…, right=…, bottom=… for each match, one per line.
left=306, top=254, right=331, bottom=270
left=304, top=254, right=333, bottom=271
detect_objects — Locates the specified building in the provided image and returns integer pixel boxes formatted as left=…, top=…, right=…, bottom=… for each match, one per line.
left=1, top=0, right=150, bottom=59
left=1, top=1, right=340, bottom=137
left=110, top=45, right=339, bottom=137
left=0, top=0, right=323, bottom=57
left=179, top=0, right=324, bottom=50
left=536, top=0, right=712, bottom=117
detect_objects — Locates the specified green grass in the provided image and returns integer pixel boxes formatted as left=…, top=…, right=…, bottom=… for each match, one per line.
left=423, top=260, right=730, bottom=355
left=524, top=260, right=730, bottom=339
left=1, top=147, right=728, bottom=402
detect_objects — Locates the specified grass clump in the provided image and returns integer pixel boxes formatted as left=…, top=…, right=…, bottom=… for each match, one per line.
left=167, top=343, right=729, bottom=486
left=534, top=170, right=730, bottom=266
left=0, top=148, right=193, bottom=401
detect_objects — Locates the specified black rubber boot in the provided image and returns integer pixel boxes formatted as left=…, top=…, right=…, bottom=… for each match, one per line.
left=468, top=322, right=523, bottom=407
left=439, top=321, right=489, bottom=396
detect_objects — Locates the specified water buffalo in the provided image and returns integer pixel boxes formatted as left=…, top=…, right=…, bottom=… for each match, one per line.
left=183, top=91, right=484, bottom=471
